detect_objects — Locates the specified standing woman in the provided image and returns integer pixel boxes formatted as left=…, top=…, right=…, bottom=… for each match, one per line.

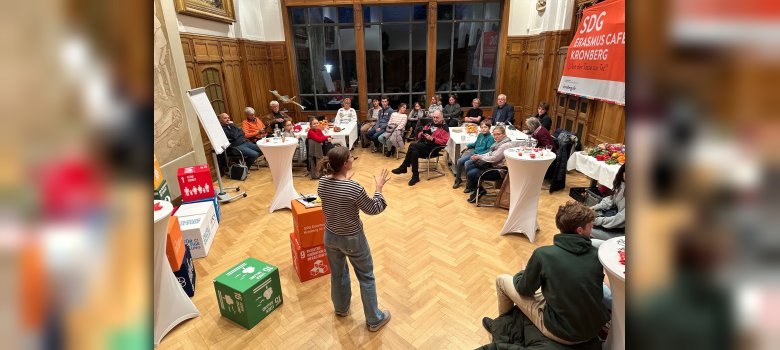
left=317, top=147, right=392, bottom=332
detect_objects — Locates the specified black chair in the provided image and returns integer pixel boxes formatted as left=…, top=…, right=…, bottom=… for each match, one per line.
left=420, top=145, right=446, bottom=180
left=216, top=146, right=248, bottom=177
left=476, top=166, right=509, bottom=207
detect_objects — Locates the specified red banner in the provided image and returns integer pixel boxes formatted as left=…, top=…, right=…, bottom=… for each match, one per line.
left=557, top=0, right=625, bottom=105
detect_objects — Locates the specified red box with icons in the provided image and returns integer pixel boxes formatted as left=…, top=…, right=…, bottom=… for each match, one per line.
left=177, top=164, right=215, bottom=202
left=289, top=232, right=330, bottom=283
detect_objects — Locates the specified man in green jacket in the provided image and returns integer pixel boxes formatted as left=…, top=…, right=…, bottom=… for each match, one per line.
left=484, top=201, right=610, bottom=345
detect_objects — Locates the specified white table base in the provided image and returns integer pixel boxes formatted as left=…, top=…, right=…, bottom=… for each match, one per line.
left=154, top=200, right=199, bottom=347
left=499, top=149, right=555, bottom=242
left=258, top=139, right=299, bottom=213
left=598, top=237, right=625, bottom=350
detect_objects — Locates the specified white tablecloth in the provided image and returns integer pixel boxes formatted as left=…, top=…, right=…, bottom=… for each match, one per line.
left=153, top=200, right=199, bottom=347
left=445, top=127, right=528, bottom=173
left=499, top=148, right=556, bottom=242
left=598, top=237, right=625, bottom=350
left=257, top=138, right=300, bottom=213
left=294, top=121, right=359, bottom=150
left=566, top=151, right=622, bottom=189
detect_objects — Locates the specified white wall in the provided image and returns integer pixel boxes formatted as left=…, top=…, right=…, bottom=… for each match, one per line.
left=177, top=0, right=285, bottom=41
left=159, top=0, right=207, bottom=198
left=507, top=0, right=575, bottom=36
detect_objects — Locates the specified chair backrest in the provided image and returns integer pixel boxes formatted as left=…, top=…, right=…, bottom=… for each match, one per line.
left=307, top=138, right=324, bottom=159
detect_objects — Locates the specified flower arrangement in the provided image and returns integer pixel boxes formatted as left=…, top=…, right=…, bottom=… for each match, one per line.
left=588, top=143, right=625, bottom=165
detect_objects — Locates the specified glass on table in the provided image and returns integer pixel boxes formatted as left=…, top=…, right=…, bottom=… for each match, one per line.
left=544, top=144, right=553, bottom=156
left=529, top=138, right=538, bottom=148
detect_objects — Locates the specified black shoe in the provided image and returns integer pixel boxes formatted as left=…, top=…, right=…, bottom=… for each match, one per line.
left=391, top=167, right=407, bottom=175
left=468, top=191, right=477, bottom=203
left=482, top=317, right=493, bottom=333
left=384, top=150, right=391, bottom=157
left=452, top=178, right=462, bottom=189
left=408, top=177, right=420, bottom=186
left=463, top=187, right=473, bottom=193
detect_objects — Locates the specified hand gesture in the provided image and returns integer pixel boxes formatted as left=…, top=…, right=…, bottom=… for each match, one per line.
left=374, top=168, right=390, bottom=191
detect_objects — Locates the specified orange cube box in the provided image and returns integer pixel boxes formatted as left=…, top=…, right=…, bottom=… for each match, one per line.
left=166, top=215, right=186, bottom=271
left=290, top=200, right=325, bottom=248
left=289, top=232, right=330, bottom=283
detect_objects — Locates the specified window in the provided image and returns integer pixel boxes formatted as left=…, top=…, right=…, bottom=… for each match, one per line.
left=364, top=4, right=427, bottom=108
left=201, top=67, right=227, bottom=115
left=435, top=2, right=501, bottom=107
left=290, top=7, right=357, bottom=111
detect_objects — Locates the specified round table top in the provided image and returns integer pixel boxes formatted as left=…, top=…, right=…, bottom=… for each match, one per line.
left=154, top=200, right=173, bottom=224
left=598, top=236, right=625, bottom=282
left=503, top=147, right=557, bottom=162
left=256, top=137, right=299, bottom=148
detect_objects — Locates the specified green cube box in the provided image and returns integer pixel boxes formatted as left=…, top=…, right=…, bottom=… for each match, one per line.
left=213, top=258, right=283, bottom=329
left=154, top=180, right=171, bottom=202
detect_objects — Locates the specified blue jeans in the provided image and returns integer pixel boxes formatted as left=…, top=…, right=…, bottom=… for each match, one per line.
left=365, top=127, right=382, bottom=144
left=235, top=142, right=262, bottom=165
left=377, top=133, right=392, bottom=149
left=323, top=230, right=384, bottom=326
left=454, top=153, right=472, bottom=180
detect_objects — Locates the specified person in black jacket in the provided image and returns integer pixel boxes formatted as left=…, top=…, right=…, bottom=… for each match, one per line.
left=535, top=101, right=553, bottom=131
left=219, top=113, right=262, bottom=166
left=492, top=94, right=514, bottom=126
left=483, top=201, right=610, bottom=345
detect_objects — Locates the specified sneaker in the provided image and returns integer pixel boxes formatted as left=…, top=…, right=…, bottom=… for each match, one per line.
left=367, top=310, right=392, bottom=332
left=467, top=191, right=478, bottom=203
left=408, top=177, right=420, bottom=186
left=452, top=178, right=462, bottom=189
left=482, top=317, right=493, bottom=333
left=391, top=167, right=407, bottom=175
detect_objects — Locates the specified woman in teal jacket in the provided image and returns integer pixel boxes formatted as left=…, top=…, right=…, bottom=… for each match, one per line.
left=453, top=121, right=494, bottom=189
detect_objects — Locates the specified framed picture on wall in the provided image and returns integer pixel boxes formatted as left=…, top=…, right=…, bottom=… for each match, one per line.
left=174, top=0, right=235, bottom=23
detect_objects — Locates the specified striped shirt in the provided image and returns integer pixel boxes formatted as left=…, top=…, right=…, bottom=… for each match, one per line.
left=317, top=177, right=387, bottom=235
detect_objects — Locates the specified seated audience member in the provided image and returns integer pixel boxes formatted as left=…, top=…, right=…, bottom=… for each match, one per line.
left=533, top=101, right=552, bottom=131
left=264, top=100, right=292, bottom=135
left=335, top=97, right=357, bottom=124
left=526, top=117, right=557, bottom=152
left=391, top=110, right=450, bottom=186
left=308, top=117, right=335, bottom=155
left=379, top=103, right=408, bottom=157
left=366, top=96, right=394, bottom=151
left=492, top=94, right=515, bottom=126
left=453, top=121, right=494, bottom=189
left=407, top=101, right=425, bottom=136
left=282, top=120, right=305, bottom=160
left=361, top=98, right=382, bottom=148
left=442, top=95, right=462, bottom=127
left=483, top=201, right=610, bottom=345
left=590, top=163, right=625, bottom=247
left=428, top=95, right=443, bottom=115
left=463, top=126, right=513, bottom=203
left=242, top=107, right=267, bottom=143
left=219, top=113, right=262, bottom=166
left=463, top=98, right=484, bottom=124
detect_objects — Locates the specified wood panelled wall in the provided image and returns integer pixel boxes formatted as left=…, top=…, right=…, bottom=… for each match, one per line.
left=500, top=30, right=624, bottom=146
left=179, top=33, right=296, bottom=172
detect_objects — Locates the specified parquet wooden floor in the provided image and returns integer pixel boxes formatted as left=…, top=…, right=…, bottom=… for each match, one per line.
left=159, top=146, right=590, bottom=349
